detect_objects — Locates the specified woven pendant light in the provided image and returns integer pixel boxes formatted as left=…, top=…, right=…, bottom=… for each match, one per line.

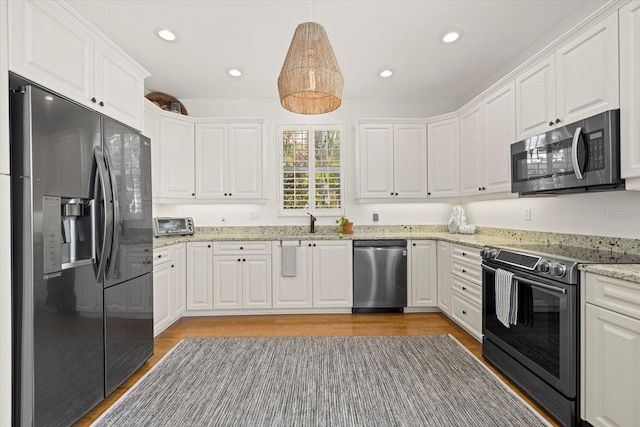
left=278, top=22, right=343, bottom=115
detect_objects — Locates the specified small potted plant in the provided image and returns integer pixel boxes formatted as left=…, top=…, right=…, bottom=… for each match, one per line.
left=336, top=216, right=354, bottom=234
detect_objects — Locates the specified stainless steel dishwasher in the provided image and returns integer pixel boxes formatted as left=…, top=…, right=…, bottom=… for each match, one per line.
left=353, top=240, right=407, bottom=313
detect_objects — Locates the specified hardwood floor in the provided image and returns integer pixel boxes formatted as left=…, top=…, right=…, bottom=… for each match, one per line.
left=75, top=313, right=559, bottom=426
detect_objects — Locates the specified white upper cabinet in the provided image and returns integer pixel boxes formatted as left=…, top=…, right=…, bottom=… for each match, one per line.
left=8, top=0, right=149, bottom=131
left=195, top=122, right=263, bottom=200
left=620, top=1, right=640, bottom=189
left=482, top=82, right=515, bottom=194
left=459, top=105, right=484, bottom=197
left=159, top=115, right=195, bottom=199
left=427, top=118, right=459, bottom=199
left=516, top=12, right=619, bottom=140
left=357, top=123, right=427, bottom=200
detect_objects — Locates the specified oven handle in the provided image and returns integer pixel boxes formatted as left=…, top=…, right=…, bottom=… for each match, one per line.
left=482, top=264, right=567, bottom=295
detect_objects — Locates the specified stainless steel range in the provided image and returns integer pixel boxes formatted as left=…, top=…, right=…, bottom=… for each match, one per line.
left=481, top=244, right=640, bottom=427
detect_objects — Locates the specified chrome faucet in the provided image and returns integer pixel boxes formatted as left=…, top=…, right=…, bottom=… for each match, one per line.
left=307, top=213, right=316, bottom=233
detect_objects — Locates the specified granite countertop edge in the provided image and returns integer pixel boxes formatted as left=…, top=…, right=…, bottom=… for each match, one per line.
left=153, top=231, right=640, bottom=285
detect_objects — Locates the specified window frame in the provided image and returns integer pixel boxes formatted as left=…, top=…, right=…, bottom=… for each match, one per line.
left=277, top=124, right=345, bottom=217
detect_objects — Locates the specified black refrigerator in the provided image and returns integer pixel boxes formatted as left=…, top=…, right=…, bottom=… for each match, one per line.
left=10, top=74, right=154, bottom=426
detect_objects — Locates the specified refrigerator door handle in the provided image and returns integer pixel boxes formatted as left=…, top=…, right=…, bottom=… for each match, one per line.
left=93, top=146, right=114, bottom=282
left=103, top=145, right=120, bottom=280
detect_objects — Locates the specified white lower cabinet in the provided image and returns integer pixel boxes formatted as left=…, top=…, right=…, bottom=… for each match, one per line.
left=447, top=244, right=482, bottom=341
left=583, top=273, right=640, bottom=427
left=186, top=242, right=213, bottom=310
left=408, top=240, right=437, bottom=307
left=272, top=240, right=352, bottom=309
left=153, top=243, right=186, bottom=336
left=212, top=242, right=271, bottom=310
left=436, top=241, right=451, bottom=315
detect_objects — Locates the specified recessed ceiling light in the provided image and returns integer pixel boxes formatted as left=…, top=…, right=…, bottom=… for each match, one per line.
left=228, top=69, right=242, bottom=77
left=157, top=28, right=176, bottom=42
left=380, top=69, right=393, bottom=78
left=442, top=30, right=462, bottom=43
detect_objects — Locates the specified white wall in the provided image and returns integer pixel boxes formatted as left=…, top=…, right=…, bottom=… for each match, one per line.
left=153, top=96, right=456, bottom=228
left=464, top=191, right=640, bottom=239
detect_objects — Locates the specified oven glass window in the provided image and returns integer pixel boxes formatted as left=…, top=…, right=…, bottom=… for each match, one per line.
left=485, top=276, right=564, bottom=379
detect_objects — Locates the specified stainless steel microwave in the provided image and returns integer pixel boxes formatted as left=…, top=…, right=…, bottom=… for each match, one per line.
left=511, top=109, right=624, bottom=195
left=154, top=217, right=194, bottom=237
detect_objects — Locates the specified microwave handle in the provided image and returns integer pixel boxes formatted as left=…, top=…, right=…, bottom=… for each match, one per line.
left=571, top=127, right=585, bottom=180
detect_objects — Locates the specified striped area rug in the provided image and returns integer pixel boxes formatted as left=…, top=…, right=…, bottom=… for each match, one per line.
left=92, top=335, right=550, bottom=426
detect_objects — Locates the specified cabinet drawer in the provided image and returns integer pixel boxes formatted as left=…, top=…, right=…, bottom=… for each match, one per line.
left=585, top=273, right=640, bottom=321
left=450, top=259, right=482, bottom=285
left=213, top=241, right=271, bottom=255
left=451, top=292, right=482, bottom=338
left=450, top=244, right=481, bottom=264
left=153, top=247, right=171, bottom=265
left=451, top=275, right=481, bottom=305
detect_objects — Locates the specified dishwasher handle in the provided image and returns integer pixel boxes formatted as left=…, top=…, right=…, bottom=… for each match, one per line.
left=353, top=239, right=407, bottom=248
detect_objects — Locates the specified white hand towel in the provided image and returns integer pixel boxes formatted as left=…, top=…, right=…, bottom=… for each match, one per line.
left=281, top=245, right=297, bottom=277
left=509, top=278, right=519, bottom=326
left=495, top=268, right=515, bottom=328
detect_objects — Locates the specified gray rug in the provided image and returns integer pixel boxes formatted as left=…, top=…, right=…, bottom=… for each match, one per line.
left=93, top=335, right=549, bottom=426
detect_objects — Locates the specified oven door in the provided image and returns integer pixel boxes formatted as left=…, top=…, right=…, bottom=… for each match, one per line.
left=482, top=262, right=577, bottom=397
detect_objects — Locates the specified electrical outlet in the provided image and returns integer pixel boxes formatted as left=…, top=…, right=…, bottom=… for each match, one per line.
left=373, top=209, right=379, bottom=222
left=524, top=208, right=531, bottom=221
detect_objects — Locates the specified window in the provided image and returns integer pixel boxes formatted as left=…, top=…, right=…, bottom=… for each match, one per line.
left=279, top=125, right=344, bottom=215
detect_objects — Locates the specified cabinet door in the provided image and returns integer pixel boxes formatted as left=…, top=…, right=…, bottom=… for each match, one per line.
left=556, top=12, right=619, bottom=126
left=8, top=0, right=95, bottom=109
left=94, top=41, right=146, bottom=131
left=358, top=124, right=394, bottom=198
left=585, top=304, right=640, bottom=427
left=213, top=256, right=243, bottom=310
left=427, top=118, right=459, bottom=198
left=152, top=260, right=172, bottom=336
left=160, top=116, right=194, bottom=199
left=394, top=124, right=428, bottom=198
left=409, top=240, right=437, bottom=307
left=171, top=243, right=187, bottom=318
left=515, top=55, right=556, bottom=139
left=459, top=105, right=484, bottom=196
left=620, top=1, right=640, bottom=186
left=186, top=242, right=213, bottom=310
left=242, top=255, right=272, bottom=309
left=229, top=123, right=263, bottom=199
left=272, top=242, right=313, bottom=308
left=312, top=241, right=353, bottom=308
left=482, top=82, right=515, bottom=194
left=144, top=101, right=161, bottom=198
left=436, top=241, right=451, bottom=314
left=195, top=123, right=227, bottom=198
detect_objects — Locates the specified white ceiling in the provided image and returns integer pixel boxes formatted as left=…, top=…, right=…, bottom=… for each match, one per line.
left=66, top=0, right=607, bottom=110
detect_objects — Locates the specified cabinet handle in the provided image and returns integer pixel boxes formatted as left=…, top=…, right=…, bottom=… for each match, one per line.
left=157, top=254, right=162, bottom=258
left=549, top=121, right=554, bottom=126
left=462, top=252, right=466, bottom=256
left=99, top=101, right=104, bottom=107
left=555, top=118, right=561, bottom=124
left=462, top=286, right=466, bottom=291
left=91, top=97, right=97, bottom=103
left=462, top=269, right=466, bottom=273
left=462, top=310, right=467, bottom=315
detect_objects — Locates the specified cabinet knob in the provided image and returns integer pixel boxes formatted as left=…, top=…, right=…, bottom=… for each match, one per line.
left=478, top=187, right=482, bottom=191
left=555, top=118, right=560, bottom=124
left=413, top=243, right=416, bottom=246
left=462, top=310, right=467, bottom=315
left=91, top=97, right=97, bottom=103
left=395, top=192, right=398, bottom=196
left=462, top=252, right=466, bottom=256
left=240, top=246, right=244, bottom=250
left=482, top=187, right=486, bottom=190
left=224, top=193, right=228, bottom=196
left=313, top=244, right=316, bottom=247
left=242, top=258, right=246, bottom=262
left=549, top=121, right=554, bottom=126
left=427, top=192, right=431, bottom=196
left=237, top=258, right=241, bottom=262
left=229, top=193, right=232, bottom=196
left=462, top=286, right=466, bottom=291
left=99, top=101, right=104, bottom=107
left=308, top=244, right=312, bottom=247
left=191, top=193, right=195, bottom=197
left=390, top=192, right=394, bottom=196
left=462, top=269, right=466, bottom=273
left=171, top=264, right=174, bottom=268
left=157, top=254, right=162, bottom=258
left=207, top=245, right=211, bottom=248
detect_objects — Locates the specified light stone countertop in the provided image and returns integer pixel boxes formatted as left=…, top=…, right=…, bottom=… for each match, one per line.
left=580, top=264, right=640, bottom=285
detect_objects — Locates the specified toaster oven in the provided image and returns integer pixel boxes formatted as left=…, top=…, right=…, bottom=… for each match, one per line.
left=154, top=217, right=194, bottom=237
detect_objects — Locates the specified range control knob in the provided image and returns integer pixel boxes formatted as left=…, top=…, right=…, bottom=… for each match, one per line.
left=481, top=248, right=498, bottom=260
left=536, top=260, right=550, bottom=274
left=550, top=262, right=566, bottom=277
